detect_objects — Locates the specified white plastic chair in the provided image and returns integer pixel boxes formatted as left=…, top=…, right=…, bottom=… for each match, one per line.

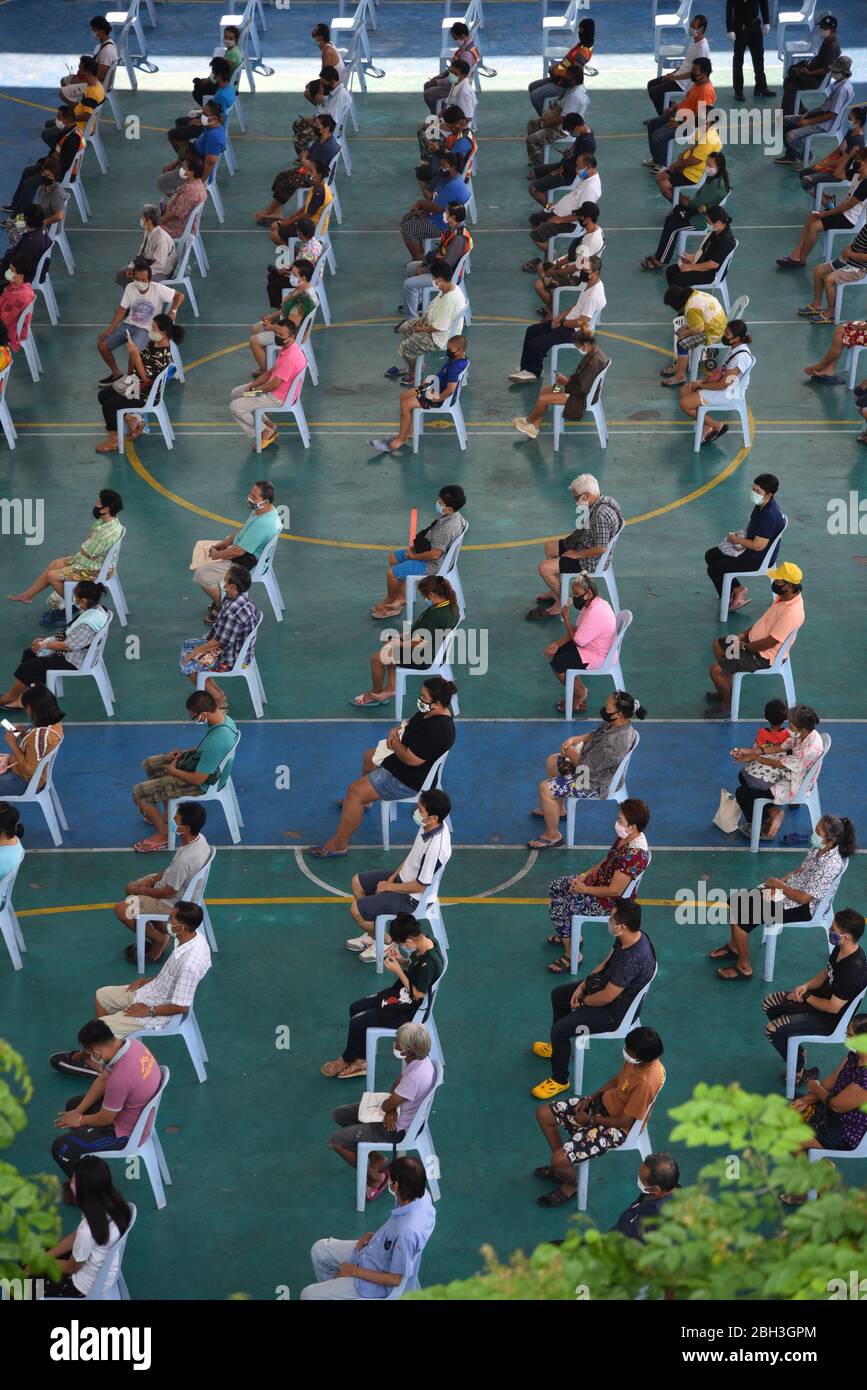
left=162, top=205, right=206, bottom=317
left=567, top=852, right=652, bottom=974
left=395, top=623, right=463, bottom=721
left=821, top=206, right=865, bottom=263
left=729, top=627, right=797, bottom=722
left=688, top=240, right=738, bottom=315
left=653, top=0, right=693, bottom=59
left=82, top=108, right=108, bottom=175
left=267, top=302, right=319, bottom=385
left=45, top=609, right=115, bottom=715
left=801, top=104, right=851, bottom=169
left=540, top=0, right=583, bottom=80
left=785, top=989, right=866, bottom=1100
left=0, top=743, right=67, bottom=846
left=249, top=530, right=284, bottom=622
left=194, top=609, right=266, bottom=718
left=205, top=152, right=228, bottom=224
left=552, top=359, right=610, bottom=450
left=117, top=363, right=177, bottom=453
left=565, top=730, right=639, bottom=848
left=718, top=514, right=788, bottom=621
left=253, top=361, right=310, bottom=451
left=693, top=355, right=755, bottom=453
left=374, top=864, right=449, bottom=973
left=747, top=731, right=830, bottom=853
left=381, top=749, right=450, bottom=852
left=405, top=521, right=468, bottom=621
left=134, top=846, right=218, bottom=973
left=365, top=960, right=449, bottom=1077
left=548, top=305, right=602, bottom=383
left=0, top=861, right=25, bottom=972
left=576, top=1077, right=663, bottom=1212
left=558, top=526, right=623, bottom=612
left=570, top=962, right=658, bottom=1093
left=98, top=1064, right=172, bottom=1209
left=60, top=144, right=90, bottom=224
left=0, top=359, right=17, bottom=450
left=167, top=731, right=243, bottom=847
left=833, top=276, right=867, bottom=326
left=48, top=205, right=76, bottom=276
left=64, top=526, right=129, bottom=627
left=806, top=1117, right=867, bottom=1199
left=761, top=858, right=846, bottom=984
left=130, top=1006, right=210, bottom=1084
left=776, top=0, right=820, bottom=62
left=412, top=365, right=469, bottom=455
left=308, top=252, right=332, bottom=326
left=354, top=1061, right=444, bottom=1211
left=16, top=302, right=41, bottom=383
left=846, top=342, right=867, bottom=389
left=102, top=60, right=123, bottom=131
left=563, top=609, right=631, bottom=719
left=82, top=1203, right=136, bottom=1300
left=33, top=246, right=60, bottom=326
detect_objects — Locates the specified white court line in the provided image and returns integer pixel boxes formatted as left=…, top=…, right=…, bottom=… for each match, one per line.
left=25, top=843, right=867, bottom=855
left=61, top=718, right=867, bottom=725
left=474, top=849, right=538, bottom=898
left=294, top=846, right=346, bottom=897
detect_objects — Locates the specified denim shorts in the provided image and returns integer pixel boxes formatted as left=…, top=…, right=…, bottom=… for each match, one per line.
left=104, top=322, right=150, bottom=352
left=391, top=548, right=428, bottom=580
left=368, top=767, right=417, bottom=801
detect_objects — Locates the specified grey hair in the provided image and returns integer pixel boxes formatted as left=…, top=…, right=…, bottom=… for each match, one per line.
left=570, top=473, right=599, bottom=498
left=395, top=1022, right=431, bottom=1061
left=141, top=204, right=160, bottom=225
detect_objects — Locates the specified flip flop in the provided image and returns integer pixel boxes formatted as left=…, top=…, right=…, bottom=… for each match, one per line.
left=538, top=1188, right=577, bottom=1207
left=534, top=1165, right=557, bottom=1180
left=527, top=836, right=564, bottom=850
left=309, top=845, right=349, bottom=858
left=780, top=832, right=810, bottom=846
left=547, top=955, right=573, bottom=974
left=336, top=1063, right=367, bottom=1079
left=320, top=1060, right=346, bottom=1076
left=133, top=836, right=168, bottom=853
left=716, top=966, right=753, bottom=981
left=350, top=693, right=391, bottom=707
left=708, top=944, right=736, bottom=960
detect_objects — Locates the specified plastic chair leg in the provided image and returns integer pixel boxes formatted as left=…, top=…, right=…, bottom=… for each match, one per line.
left=141, top=1142, right=167, bottom=1209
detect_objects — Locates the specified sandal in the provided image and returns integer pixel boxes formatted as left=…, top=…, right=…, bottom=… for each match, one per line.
left=534, top=1165, right=557, bottom=1180
left=545, top=933, right=562, bottom=945
left=310, top=845, right=349, bottom=858
left=350, top=693, right=391, bottom=707
left=527, top=835, right=564, bottom=850
left=320, top=1059, right=347, bottom=1077
left=709, top=944, right=736, bottom=959
left=716, top=965, right=753, bottom=981
left=370, top=604, right=403, bottom=619
left=538, top=1187, right=576, bottom=1207
left=133, top=835, right=168, bottom=853
left=554, top=699, right=587, bottom=713
left=701, top=424, right=729, bottom=445
left=547, top=955, right=573, bottom=974
left=336, top=1062, right=367, bottom=1079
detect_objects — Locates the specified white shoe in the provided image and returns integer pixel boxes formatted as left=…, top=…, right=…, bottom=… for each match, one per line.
left=513, top=416, right=540, bottom=439
left=509, top=369, right=537, bottom=382
left=358, top=944, right=378, bottom=962
left=345, top=932, right=374, bottom=953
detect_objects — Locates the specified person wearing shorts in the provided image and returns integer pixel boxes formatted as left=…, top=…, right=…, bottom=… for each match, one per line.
left=804, top=318, right=867, bottom=383
left=801, top=236, right=867, bottom=323
left=371, top=484, right=467, bottom=620
left=707, top=562, right=805, bottom=717
left=95, top=263, right=183, bottom=385
left=131, top=691, right=238, bottom=851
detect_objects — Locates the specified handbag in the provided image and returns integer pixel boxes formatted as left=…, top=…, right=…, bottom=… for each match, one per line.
left=713, top=789, right=742, bottom=833
left=372, top=720, right=408, bottom=766
left=718, top=527, right=746, bottom=558
left=358, top=1092, right=390, bottom=1123
left=112, top=373, right=143, bottom=401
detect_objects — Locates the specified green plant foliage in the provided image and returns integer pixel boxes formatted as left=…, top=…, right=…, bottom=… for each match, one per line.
left=0, top=1040, right=62, bottom=1288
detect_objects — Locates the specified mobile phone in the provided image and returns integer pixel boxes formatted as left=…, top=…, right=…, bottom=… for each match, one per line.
left=0, top=719, right=18, bottom=734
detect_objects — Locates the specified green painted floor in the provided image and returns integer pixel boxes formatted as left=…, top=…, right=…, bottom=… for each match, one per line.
left=2, top=82, right=866, bottom=1298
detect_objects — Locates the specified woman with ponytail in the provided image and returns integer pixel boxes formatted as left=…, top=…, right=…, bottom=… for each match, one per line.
left=0, top=581, right=108, bottom=709
left=352, top=575, right=460, bottom=708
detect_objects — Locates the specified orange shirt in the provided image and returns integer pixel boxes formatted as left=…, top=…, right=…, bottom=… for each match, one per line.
left=748, top=595, right=805, bottom=663
left=602, top=1060, right=665, bottom=1127
left=676, top=80, right=717, bottom=119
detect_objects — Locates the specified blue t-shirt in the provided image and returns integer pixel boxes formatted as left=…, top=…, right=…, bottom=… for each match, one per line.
left=435, top=354, right=468, bottom=393
left=745, top=497, right=785, bottom=550
left=353, top=1192, right=437, bottom=1299
left=432, top=174, right=469, bottom=229
left=447, top=135, right=472, bottom=171
left=208, top=85, right=236, bottom=118
left=195, top=124, right=228, bottom=160
left=0, top=841, right=24, bottom=886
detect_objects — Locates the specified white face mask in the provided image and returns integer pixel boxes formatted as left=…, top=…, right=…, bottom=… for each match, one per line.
left=4, top=269, right=15, bottom=283
left=289, top=272, right=300, bottom=286
left=613, top=821, right=629, bottom=838
left=623, top=1049, right=639, bottom=1064
left=139, top=218, right=146, bottom=229
left=147, top=326, right=162, bottom=343
left=392, top=1047, right=405, bottom=1060
left=608, top=922, right=621, bottom=937
left=134, top=282, right=149, bottom=294
left=55, top=118, right=66, bottom=129
left=178, top=167, right=189, bottom=181
left=637, top=1178, right=652, bottom=1195
left=201, top=114, right=210, bottom=126
left=412, top=808, right=427, bottom=827
left=750, top=489, right=764, bottom=506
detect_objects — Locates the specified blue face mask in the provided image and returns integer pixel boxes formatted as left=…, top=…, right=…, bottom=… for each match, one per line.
left=810, top=832, right=826, bottom=849
left=578, top=168, right=589, bottom=180
left=435, top=500, right=445, bottom=515
left=829, top=930, right=841, bottom=946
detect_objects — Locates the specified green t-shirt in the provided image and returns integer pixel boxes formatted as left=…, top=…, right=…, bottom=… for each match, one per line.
left=407, top=942, right=444, bottom=999
left=224, top=45, right=242, bottom=70
left=195, top=714, right=239, bottom=787
left=411, top=601, right=460, bottom=641
left=278, top=291, right=316, bottom=326
left=235, top=507, right=283, bottom=559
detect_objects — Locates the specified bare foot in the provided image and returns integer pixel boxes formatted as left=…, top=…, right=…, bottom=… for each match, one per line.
left=6, top=593, right=33, bottom=603
left=95, top=436, right=118, bottom=454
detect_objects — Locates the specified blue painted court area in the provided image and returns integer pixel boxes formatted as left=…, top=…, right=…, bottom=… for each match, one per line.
left=28, top=718, right=867, bottom=850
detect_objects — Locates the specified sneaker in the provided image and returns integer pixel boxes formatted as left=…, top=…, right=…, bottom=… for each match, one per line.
left=39, top=607, right=69, bottom=627
left=532, top=1041, right=553, bottom=1059
left=345, top=932, right=374, bottom=952
left=384, top=366, right=401, bottom=378
left=358, top=943, right=379, bottom=963
left=368, top=438, right=394, bottom=453
left=99, top=373, right=120, bottom=385
left=642, top=160, right=664, bottom=171
left=754, top=87, right=776, bottom=97
left=774, top=155, right=797, bottom=165
left=513, top=416, right=540, bottom=439
left=509, top=369, right=537, bottom=382
left=49, top=1050, right=100, bottom=1078
left=531, top=1076, right=570, bottom=1100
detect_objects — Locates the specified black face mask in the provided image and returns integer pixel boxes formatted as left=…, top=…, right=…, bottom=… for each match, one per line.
left=92, top=505, right=105, bottom=519
left=771, top=581, right=787, bottom=596
left=572, top=596, right=586, bottom=610
left=599, top=706, right=614, bottom=723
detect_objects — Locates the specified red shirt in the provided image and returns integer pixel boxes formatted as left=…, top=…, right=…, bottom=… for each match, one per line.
left=0, top=283, right=36, bottom=351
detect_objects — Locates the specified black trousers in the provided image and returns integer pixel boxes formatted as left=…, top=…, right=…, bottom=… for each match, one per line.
left=192, top=77, right=217, bottom=106
left=267, top=264, right=294, bottom=309
left=14, top=645, right=76, bottom=686
left=550, top=982, right=619, bottom=1085
left=520, top=321, right=575, bottom=376
left=665, top=264, right=718, bottom=289
left=8, top=165, right=45, bottom=213
left=343, top=991, right=417, bottom=1064
left=655, top=205, right=691, bottom=263
left=704, top=544, right=761, bottom=597
left=98, top=384, right=137, bottom=431
left=763, top=995, right=834, bottom=1064
left=732, top=21, right=767, bottom=96
left=646, top=75, right=682, bottom=116
left=734, top=770, right=776, bottom=824
left=782, top=70, right=822, bottom=117
left=50, top=1094, right=127, bottom=1178
left=170, top=119, right=201, bottom=148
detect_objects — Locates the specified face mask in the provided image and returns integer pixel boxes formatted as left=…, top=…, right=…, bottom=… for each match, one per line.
left=810, top=831, right=826, bottom=849
left=447, top=72, right=458, bottom=84
left=201, top=114, right=210, bottom=126
left=41, top=175, right=54, bottom=186
left=399, top=944, right=416, bottom=959
left=387, top=1182, right=398, bottom=1199
left=771, top=581, right=786, bottom=596
left=148, top=326, right=162, bottom=343
left=623, top=1049, right=639, bottom=1064
left=92, top=505, right=105, bottom=519
left=247, top=497, right=260, bottom=510
left=435, top=500, right=445, bottom=515
left=55, top=118, right=65, bottom=129
left=392, top=1047, right=405, bottom=1060
left=179, top=167, right=189, bottom=181
left=599, top=706, right=614, bottom=723
left=637, top=1178, right=652, bottom=1194
left=167, top=921, right=180, bottom=939
left=614, top=821, right=628, bottom=838
left=4, top=269, right=15, bottom=283
left=750, top=489, right=764, bottom=506
left=829, top=930, right=841, bottom=947
left=135, top=282, right=149, bottom=294
left=412, top=808, right=427, bottom=827
left=572, top=595, right=586, bottom=611
left=575, top=497, right=587, bottom=516
left=139, top=218, right=146, bottom=230
left=578, top=169, right=589, bottom=180
left=608, top=922, right=622, bottom=937
left=289, top=272, right=300, bottom=286
left=417, top=697, right=432, bottom=713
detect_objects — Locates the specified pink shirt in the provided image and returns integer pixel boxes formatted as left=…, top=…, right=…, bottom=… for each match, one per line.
left=573, top=595, right=616, bottom=669
left=0, top=283, right=36, bottom=351
left=103, top=1039, right=160, bottom=1140
left=270, top=341, right=307, bottom=404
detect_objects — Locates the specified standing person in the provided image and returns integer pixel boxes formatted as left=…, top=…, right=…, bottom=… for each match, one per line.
left=646, top=14, right=710, bottom=114
left=8, top=488, right=124, bottom=622
left=229, top=318, right=307, bottom=450
left=192, top=479, right=283, bottom=614
left=39, top=1156, right=132, bottom=1300
left=704, top=472, right=785, bottom=612
left=725, top=0, right=774, bottom=101
left=706, top=563, right=805, bottom=718
left=781, top=14, right=841, bottom=116
left=95, top=263, right=183, bottom=384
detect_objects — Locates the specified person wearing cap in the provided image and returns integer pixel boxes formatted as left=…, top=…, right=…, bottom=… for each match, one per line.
left=776, top=55, right=854, bottom=166
left=781, top=14, right=842, bottom=117
left=706, top=563, right=805, bottom=718
left=725, top=0, right=775, bottom=102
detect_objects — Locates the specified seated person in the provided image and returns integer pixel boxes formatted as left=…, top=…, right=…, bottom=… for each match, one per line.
left=389, top=263, right=466, bottom=385
left=3, top=106, right=82, bottom=217
left=113, top=204, right=176, bottom=286
left=527, top=202, right=603, bottom=312
left=512, top=327, right=609, bottom=440
left=646, top=11, right=709, bottom=113
left=371, top=484, right=467, bottom=620
left=642, top=153, right=731, bottom=271
left=678, top=317, right=755, bottom=447
left=265, top=162, right=333, bottom=259
left=60, top=19, right=118, bottom=100
left=526, top=73, right=591, bottom=175
left=293, top=65, right=342, bottom=155
left=169, top=58, right=235, bottom=152
left=804, top=316, right=867, bottom=385
left=798, top=105, right=866, bottom=196
left=0, top=581, right=109, bottom=710
left=533, top=1024, right=664, bottom=1206
left=50, top=1021, right=160, bottom=1186
left=8, top=488, right=124, bottom=620
left=610, top=1151, right=680, bottom=1241
left=158, top=153, right=207, bottom=240
left=785, top=1018, right=867, bottom=1187
left=653, top=108, right=722, bottom=205
left=528, top=690, right=645, bottom=850
left=545, top=797, right=651, bottom=974
left=401, top=204, right=472, bottom=321
left=51, top=902, right=210, bottom=1070
left=0, top=205, right=50, bottom=282
left=192, top=479, right=283, bottom=615
left=0, top=255, right=36, bottom=352
left=310, top=678, right=457, bottom=858
left=37, top=1155, right=132, bottom=1301
left=796, top=221, right=867, bottom=324
left=509, top=257, right=605, bottom=382
left=327, top=1024, right=437, bottom=1202
left=660, top=284, right=727, bottom=386
left=192, top=30, right=243, bottom=105
left=345, top=790, right=452, bottom=957
left=780, top=15, right=841, bottom=116
left=529, top=473, right=622, bottom=620
left=179, top=563, right=260, bottom=706
left=706, top=561, right=805, bottom=718
left=776, top=57, right=853, bottom=165
left=266, top=217, right=326, bottom=308
left=96, top=263, right=183, bottom=384
left=703, top=471, right=784, bottom=612
left=665, top=204, right=735, bottom=289
left=0, top=683, right=65, bottom=798
left=229, top=318, right=307, bottom=449
left=763, top=909, right=867, bottom=1087
left=310, top=25, right=346, bottom=84
left=131, top=691, right=238, bottom=852
left=2, top=158, right=67, bottom=243
left=729, top=703, right=823, bottom=840
left=527, top=155, right=602, bottom=250
left=300, top=1156, right=436, bottom=1299
left=320, top=913, right=444, bottom=1079
left=776, top=146, right=867, bottom=268
left=157, top=102, right=226, bottom=197
left=113, top=802, right=211, bottom=963
left=398, top=153, right=470, bottom=261
left=255, top=114, right=340, bottom=222
left=352, top=576, right=460, bottom=706
left=543, top=572, right=616, bottom=714
left=442, top=58, right=476, bottom=124
left=644, top=59, right=716, bottom=170
left=94, top=312, right=183, bottom=453
left=423, top=21, right=479, bottom=112
left=42, top=55, right=103, bottom=145
left=250, top=258, right=317, bottom=370
left=710, top=814, right=853, bottom=981
left=416, top=107, right=476, bottom=186
left=371, top=334, right=468, bottom=450
left=528, top=16, right=595, bottom=115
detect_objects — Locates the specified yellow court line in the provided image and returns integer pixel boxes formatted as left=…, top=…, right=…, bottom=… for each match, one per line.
left=16, top=894, right=680, bottom=918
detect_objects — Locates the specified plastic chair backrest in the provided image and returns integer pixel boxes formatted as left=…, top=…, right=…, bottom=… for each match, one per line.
left=401, top=1059, right=444, bottom=1143
left=596, top=523, right=624, bottom=575
left=94, top=526, right=126, bottom=583
left=15, top=301, right=35, bottom=345
left=145, top=363, right=176, bottom=409
left=758, top=514, right=788, bottom=573
left=296, top=303, right=318, bottom=351
left=610, top=608, right=633, bottom=659
left=124, top=1063, right=169, bottom=1148
left=610, top=728, right=639, bottom=796
left=828, top=986, right=867, bottom=1042
left=428, top=620, right=463, bottom=669
left=799, top=731, right=831, bottom=795
left=17, top=739, right=62, bottom=798
left=85, top=1203, right=137, bottom=1300
left=434, top=521, right=468, bottom=579
left=588, top=359, right=610, bottom=408
left=251, top=529, right=281, bottom=580
left=417, top=953, right=449, bottom=1025
left=61, top=146, right=85, bottom=191
left=232, top=609, right=263, bottom=671
left=212, top=728, right=241, bottom=789
left=0, top=860, right=22, bottom=914
left=0, top=361, right=10, bottom=401
left=183, top=845, right=217, bottom=903
left=714, top=241, right=738, bottom=283
left=419, top=748, right=450, bottom=795
left=76, top=608, right=114, bottom=671
left=812, top=857, right=847, bottom=927
left=770, top=628, right=798, bottom=669
left=436, top=365, right=468, bottom=410
left=34, top=246, right=54, bottom=288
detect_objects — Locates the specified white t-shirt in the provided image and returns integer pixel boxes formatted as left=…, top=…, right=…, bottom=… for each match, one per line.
left=120, top=279, right=175, bottom=330
left=154, top=833, right=212, bottom=904
left=451, top=78, right=477, bottom=123
left=71, top=1217, right=123, bottom=1296
left=842, top=171, right=867, bottom=225
left=675, top=37, right=710, bottom=89
left=426, top=284, right=467, bottom=346
left=399, top=822, right=453, bottom=888
left=560, top=85, right=590, bottom=119
left=552, top=171, right=602, bottom=217
left=565, top=278, right=606, bottom=325
left=573, top=225, right=605, bottom=266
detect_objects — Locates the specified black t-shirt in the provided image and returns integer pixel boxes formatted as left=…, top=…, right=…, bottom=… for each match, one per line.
left=814, top=945, right=867, bottom=1013
left=381, top=712, right=455, bottom=791
left=698, top=227, right=736, bottom=269
left=598, top=932, right=657, bottom=1026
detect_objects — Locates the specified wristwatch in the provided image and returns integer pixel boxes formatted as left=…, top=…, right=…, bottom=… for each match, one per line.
left=148, top=1006, right=157, bottom=1018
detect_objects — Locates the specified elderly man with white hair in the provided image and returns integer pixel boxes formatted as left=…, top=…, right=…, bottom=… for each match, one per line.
left=527, top=474, right=624, bottom=621
left=326, top=1021, right=437, bottom=1202
left=114, top=205, right=177, bottom=286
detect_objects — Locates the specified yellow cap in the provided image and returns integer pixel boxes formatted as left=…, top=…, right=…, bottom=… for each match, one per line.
left=767, top=561, right=803, bottom=585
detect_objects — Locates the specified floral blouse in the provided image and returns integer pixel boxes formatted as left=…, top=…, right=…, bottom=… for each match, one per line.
left=781, top=846, right=845, bottom=913
left=580, top=833, right=650, bottom=912
left=830, top=1052, right=867, bottom=1148
left=766, top=729, right=824, bottom=805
